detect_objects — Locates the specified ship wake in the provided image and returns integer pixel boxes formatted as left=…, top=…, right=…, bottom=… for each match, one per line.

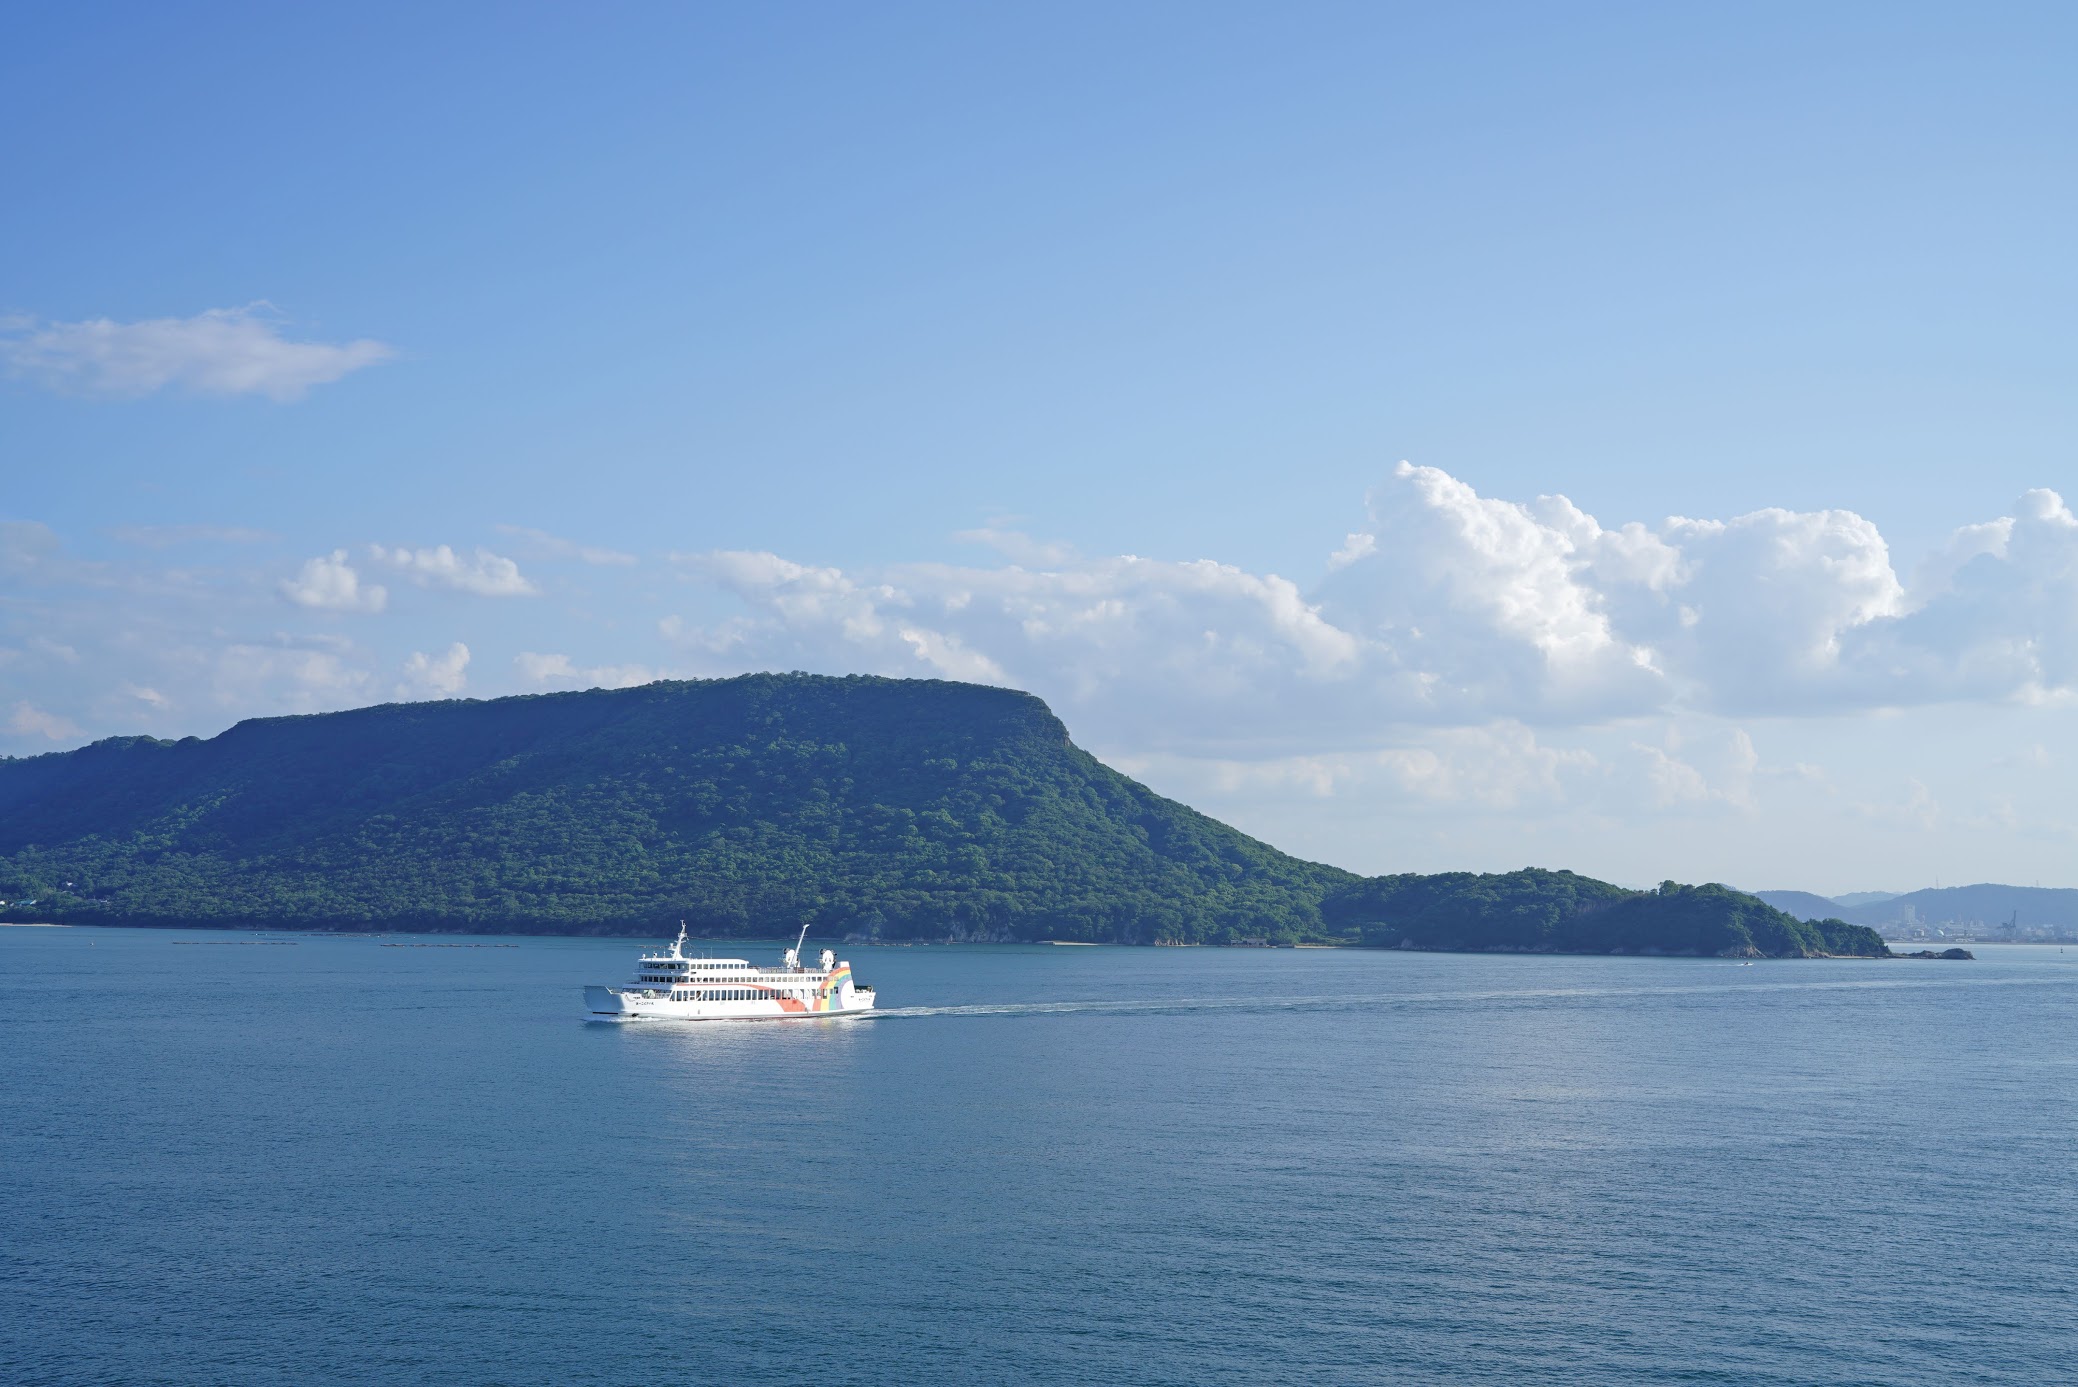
left=861, top=972, right=2077, bottom=1022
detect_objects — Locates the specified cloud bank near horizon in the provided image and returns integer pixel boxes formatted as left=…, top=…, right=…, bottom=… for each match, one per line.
left=661, top=464, right=2078, bottom=751
left=6, top=466, right=2072, bottom=764
left=5, top=465, right=2072, bottom=885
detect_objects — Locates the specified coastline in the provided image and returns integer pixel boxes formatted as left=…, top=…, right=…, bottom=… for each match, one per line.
left=18, top=918, right=1969, bottom=959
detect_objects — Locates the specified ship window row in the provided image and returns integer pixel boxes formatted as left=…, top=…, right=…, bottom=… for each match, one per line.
left=666, top=988, right=821, bottom=1002
left=644, top=962, right=755, bottom=970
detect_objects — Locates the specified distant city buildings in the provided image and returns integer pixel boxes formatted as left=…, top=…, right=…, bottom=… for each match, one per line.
left=1891, top=914, right=2078, bottom=944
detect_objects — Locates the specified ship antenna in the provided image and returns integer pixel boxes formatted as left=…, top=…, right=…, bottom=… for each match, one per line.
left=674, top=920, right=688, bottom=957
left=794, top=920, right=812, bottom=956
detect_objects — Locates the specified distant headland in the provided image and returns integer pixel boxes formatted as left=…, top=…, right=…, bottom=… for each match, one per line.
left=0, top=674, right=1896, bottom=958
left=1753, top=885, right=2078, bottom=945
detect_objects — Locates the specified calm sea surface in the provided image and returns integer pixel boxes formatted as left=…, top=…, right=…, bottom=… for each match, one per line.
left=3, top=927, right=2075, bottom=1385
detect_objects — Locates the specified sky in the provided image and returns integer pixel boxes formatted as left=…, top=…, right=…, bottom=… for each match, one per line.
left=4, top=1, right=2076, bottom=895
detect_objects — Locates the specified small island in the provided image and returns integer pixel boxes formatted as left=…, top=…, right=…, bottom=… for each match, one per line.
left=1320, top=870, right=1893, bottom=959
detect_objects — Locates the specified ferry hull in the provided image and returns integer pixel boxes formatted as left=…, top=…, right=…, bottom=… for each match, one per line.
left=585, top=927, right=877, bottom=1021
left=584, top=984, right=877, bottom=1022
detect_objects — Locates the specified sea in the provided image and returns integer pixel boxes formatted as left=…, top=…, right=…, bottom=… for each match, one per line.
left=3, top=927, right=2075, bottom=1386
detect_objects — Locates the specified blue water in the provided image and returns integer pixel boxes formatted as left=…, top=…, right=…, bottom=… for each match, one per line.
left=4, top=928, right=2075, bottom=1385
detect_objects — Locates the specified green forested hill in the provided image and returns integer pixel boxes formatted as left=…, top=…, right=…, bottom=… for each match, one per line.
left=1322, top=871, right=1889, bottom=958
left=0, top=673, right=1892, bottom=956
left=0, top=674, right=1352, bottom=940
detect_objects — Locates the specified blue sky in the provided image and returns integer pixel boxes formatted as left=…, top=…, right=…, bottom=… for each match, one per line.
left=5, top=2, right=2077, bottom=893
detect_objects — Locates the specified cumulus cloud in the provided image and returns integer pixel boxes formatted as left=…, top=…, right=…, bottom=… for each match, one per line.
left=399, top=642, right=470, bottom=698
left=2, top=305, right=391, bottom=400
left=1312, top=463, right=1671, bottom=722
left=369, top=545, right=538, bottom=597
left=1862, top=488, right=2078, bottom=698
left=1654, top=507, right=1904, bottom=710
left=279, top=550, right=387, bottom=613
left=514, top=651, right=657, bottom=689
left=661, top=465, right=2078, bottom=750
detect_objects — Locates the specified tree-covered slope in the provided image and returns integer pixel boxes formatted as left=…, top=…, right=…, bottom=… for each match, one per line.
left=0, top=674, right=1353, bottom=941
left=1323, top=871, right=1889, bottom=958
left=0, top=673, right=1898, bottom=956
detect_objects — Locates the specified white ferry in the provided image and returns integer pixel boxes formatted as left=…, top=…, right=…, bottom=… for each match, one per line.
left=583, top=924, right=876, bottom=1022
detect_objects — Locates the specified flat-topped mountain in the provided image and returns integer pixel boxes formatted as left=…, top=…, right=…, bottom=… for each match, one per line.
left=0, top=675, right=1351, bottom=940
left=0, top=673, right=1890, bottom=956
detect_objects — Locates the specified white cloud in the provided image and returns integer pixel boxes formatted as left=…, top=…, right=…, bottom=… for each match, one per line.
left=494, top=525, right=637, bottom=566
left=1861, top=487, right=2078, bottom=699
left=123, top=684, right=169, bottom=708
left=896, top=626, right=1008, bottom=685
left=1312, top=462, right=1672, bottom=723
left=398, top=642, right=470, bottom=698
left=514, top=651, right=657, bottom=690
left=666, top=547, right=1364, bottom=748
left=662, top=467, right=2078, bottom=752
left=1325, top=532, right=1376, bottom=571
left=279, top=550, right=387, bottom=613
left=1654, top=507, right=1904, bottom=711
left=2, top=305, right=391, bottom=400
left=370, top=545, right=538, bottom=597
left=8, top=701, right=80, bottom=741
